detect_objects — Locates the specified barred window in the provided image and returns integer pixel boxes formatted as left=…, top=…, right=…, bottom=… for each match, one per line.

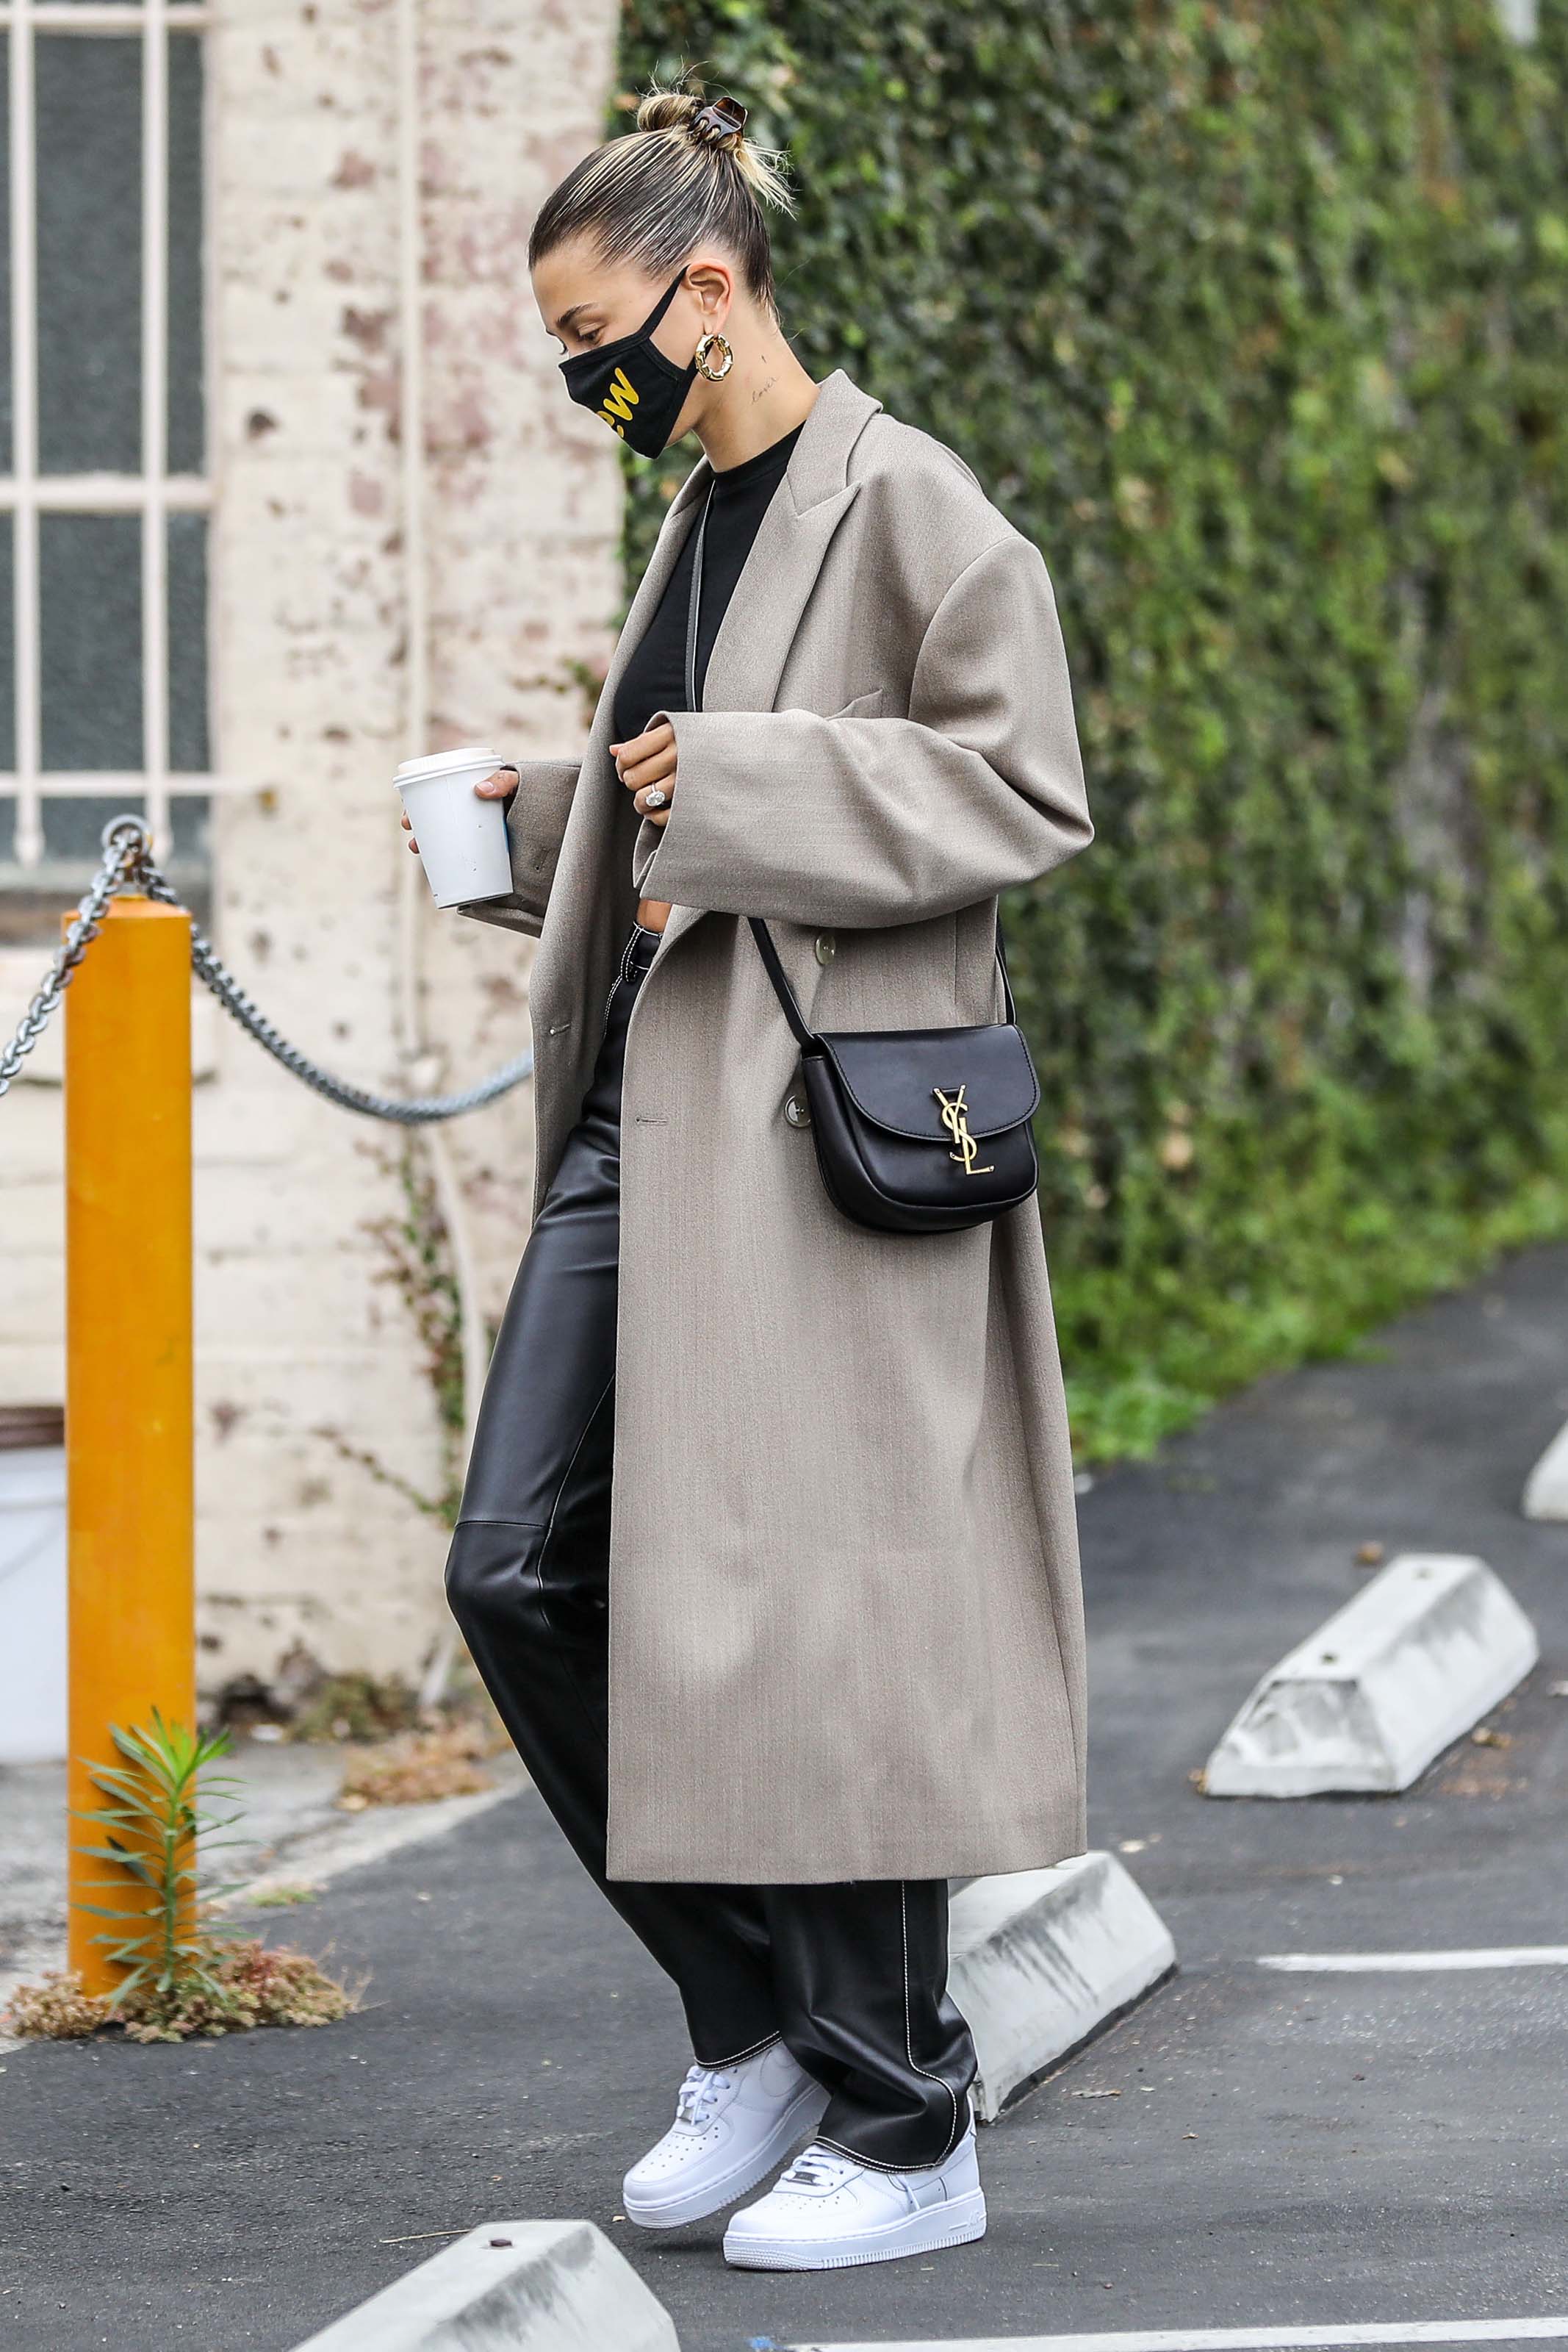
left=0, top=1, right=209, bottom=945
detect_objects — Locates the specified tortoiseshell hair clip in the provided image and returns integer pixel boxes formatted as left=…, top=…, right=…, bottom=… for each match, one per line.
left=689, top=96, right=749, bottom=146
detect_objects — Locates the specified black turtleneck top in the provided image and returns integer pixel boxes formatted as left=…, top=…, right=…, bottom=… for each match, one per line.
left=612, top=421, right=805, bottom=748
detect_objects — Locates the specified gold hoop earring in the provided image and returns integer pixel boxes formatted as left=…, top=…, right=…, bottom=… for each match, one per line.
left=694, top=331, right=734, bottom=384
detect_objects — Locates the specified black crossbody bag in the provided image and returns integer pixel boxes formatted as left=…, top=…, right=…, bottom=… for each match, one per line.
left=677, top=483, right=1043, bottom=1238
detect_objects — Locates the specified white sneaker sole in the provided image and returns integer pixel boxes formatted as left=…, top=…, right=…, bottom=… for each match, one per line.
left=622, top=2081, right=830, bottom=2231
left=723, top=2184, right=987, bottom=2270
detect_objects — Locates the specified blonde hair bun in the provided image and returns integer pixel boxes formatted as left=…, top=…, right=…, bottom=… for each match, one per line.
left=634, top=81, right=794, bottom=214
left=634, top=88, right=710, bottom=139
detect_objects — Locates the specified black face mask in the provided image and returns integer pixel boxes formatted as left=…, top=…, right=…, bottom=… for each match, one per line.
left=558, top=270, right=696, bottom=459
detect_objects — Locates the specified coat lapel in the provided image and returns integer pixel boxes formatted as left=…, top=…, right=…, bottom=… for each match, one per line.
left=651, top=370, right=882, bottom=960
left=700, top=368, right=881, bottom=717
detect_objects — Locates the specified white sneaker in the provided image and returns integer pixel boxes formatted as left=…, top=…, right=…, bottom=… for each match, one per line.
left=621, top=2041, right=830, bottom=2230
left=722, top=2121, right=987, bottom=2270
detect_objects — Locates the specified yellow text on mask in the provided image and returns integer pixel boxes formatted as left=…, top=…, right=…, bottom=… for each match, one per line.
left=598, top=368, right=639, bottom=434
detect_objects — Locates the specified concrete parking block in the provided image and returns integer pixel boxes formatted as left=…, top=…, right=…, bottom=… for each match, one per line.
left=290, top=2219, right=678, bottom=2352
left=1205, top=1553, right=1538, bottom=1798
left=949, top=1852, right=1177, bottom=2121
left=1522, top=1420, right=1568, bottom=1520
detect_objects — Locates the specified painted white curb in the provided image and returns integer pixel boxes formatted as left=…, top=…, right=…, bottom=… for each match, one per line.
left=785, top=2318, right=1568, bottom=2349
left=290, top=2218, right=678, bottom=2352
left=1205, top=1553, right=1538, bottom=1798
left=1523, top=1419, right=1568, bottom=1520
left=949, top=1853, right=1177, bottom=2121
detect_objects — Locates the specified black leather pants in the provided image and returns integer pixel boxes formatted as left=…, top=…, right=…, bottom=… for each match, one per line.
left=445, top=920, right=978, bottom=2171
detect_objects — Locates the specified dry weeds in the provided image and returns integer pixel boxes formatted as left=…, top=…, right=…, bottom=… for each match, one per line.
left=337, top=1720, right=499, bottom=1809
left=1, top=1940, right=359, bottom=2043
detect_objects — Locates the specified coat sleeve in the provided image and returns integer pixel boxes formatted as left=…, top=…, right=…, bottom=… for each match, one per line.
left=630, top=530, right=1092, bottom=928
left=456, top=756, right=580, bottom=937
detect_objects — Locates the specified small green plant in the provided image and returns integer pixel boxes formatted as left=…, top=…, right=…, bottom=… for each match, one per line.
left=74, top=1709, right=245, bottom=2009
left=0, top=1710, right=360, bottom=2046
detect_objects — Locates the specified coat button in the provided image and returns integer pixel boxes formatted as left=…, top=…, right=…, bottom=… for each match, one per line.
left=785, top=1094, right=811, bottom=1128
left=814, top=932, right=835, bottom=966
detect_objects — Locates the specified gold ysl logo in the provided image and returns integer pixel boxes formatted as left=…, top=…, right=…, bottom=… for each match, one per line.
left=934, top=1084, right=994, bottom=1177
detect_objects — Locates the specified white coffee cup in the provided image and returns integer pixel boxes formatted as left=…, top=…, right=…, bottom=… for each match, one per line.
left=395, top=745, right=515, bottom=908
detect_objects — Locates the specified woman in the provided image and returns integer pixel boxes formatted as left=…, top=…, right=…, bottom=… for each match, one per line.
left=408, top=85, right=1093, bottom=2272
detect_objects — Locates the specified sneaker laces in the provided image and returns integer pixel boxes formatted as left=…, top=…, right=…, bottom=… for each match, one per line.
left=777, top=2141, right=859, bottom=2192
left=674, top=2062, right=733, bottom=2130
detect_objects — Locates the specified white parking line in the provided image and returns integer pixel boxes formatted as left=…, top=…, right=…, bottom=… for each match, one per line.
left=1256, top=1948, right=1568, bottom=1973
left=791, top=2319, right=1568, bottom=2351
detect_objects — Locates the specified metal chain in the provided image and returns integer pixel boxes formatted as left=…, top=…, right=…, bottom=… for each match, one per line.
left=0, top=818, right=151, bottom=1100
left=0, top=815, right=533, bottom=1122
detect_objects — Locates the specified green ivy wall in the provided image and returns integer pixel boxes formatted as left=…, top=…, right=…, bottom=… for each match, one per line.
left=616, top=2, right=1568, bottom=1457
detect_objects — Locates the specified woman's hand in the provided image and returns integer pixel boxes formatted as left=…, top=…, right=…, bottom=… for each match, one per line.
left=610, top=722, right=677, bottom=827
left=402, top=765, right=517, bottom=856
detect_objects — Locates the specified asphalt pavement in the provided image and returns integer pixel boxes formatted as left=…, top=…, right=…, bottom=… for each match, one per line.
left=4, top=1244, right=1567, bottom=2352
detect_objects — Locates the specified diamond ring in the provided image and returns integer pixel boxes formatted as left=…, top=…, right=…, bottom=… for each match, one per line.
left=644, top=787, right=668, bottom=809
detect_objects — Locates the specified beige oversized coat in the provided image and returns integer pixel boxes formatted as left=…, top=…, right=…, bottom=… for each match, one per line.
left=464, top=368, right=1094, bottom=1883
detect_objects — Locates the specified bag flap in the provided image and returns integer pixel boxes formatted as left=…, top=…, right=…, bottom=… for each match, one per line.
left=815, top=1021, right=1040, bottom=1141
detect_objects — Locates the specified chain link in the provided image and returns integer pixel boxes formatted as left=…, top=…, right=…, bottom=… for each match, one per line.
left=0, top=818, right=150, bottom=1100
left=0, top=815, right=533, bottom=1122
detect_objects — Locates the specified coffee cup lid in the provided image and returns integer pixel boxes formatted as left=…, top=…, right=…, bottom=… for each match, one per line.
left=395, top=744, right=502, bottom=784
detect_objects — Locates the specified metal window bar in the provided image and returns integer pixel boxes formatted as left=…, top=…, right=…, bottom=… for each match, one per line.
left=0, top=10, right=209, bottom=26
left=3, top=0, right=229, bottom=876
left=10, top=0, right=40, bottom=866
left=0, top=476, right=209, bottom=509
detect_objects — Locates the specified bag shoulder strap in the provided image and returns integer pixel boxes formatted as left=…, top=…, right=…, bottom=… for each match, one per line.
left=749, top=910, right=1018, bottom=1039
left=994, top=914, right=1019, bottom=1025
left=748, top=915, right=818, bottom=1049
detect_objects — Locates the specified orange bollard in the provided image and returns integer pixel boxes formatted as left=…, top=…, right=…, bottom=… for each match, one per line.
left=63, top=896, right=194, bottom=1995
